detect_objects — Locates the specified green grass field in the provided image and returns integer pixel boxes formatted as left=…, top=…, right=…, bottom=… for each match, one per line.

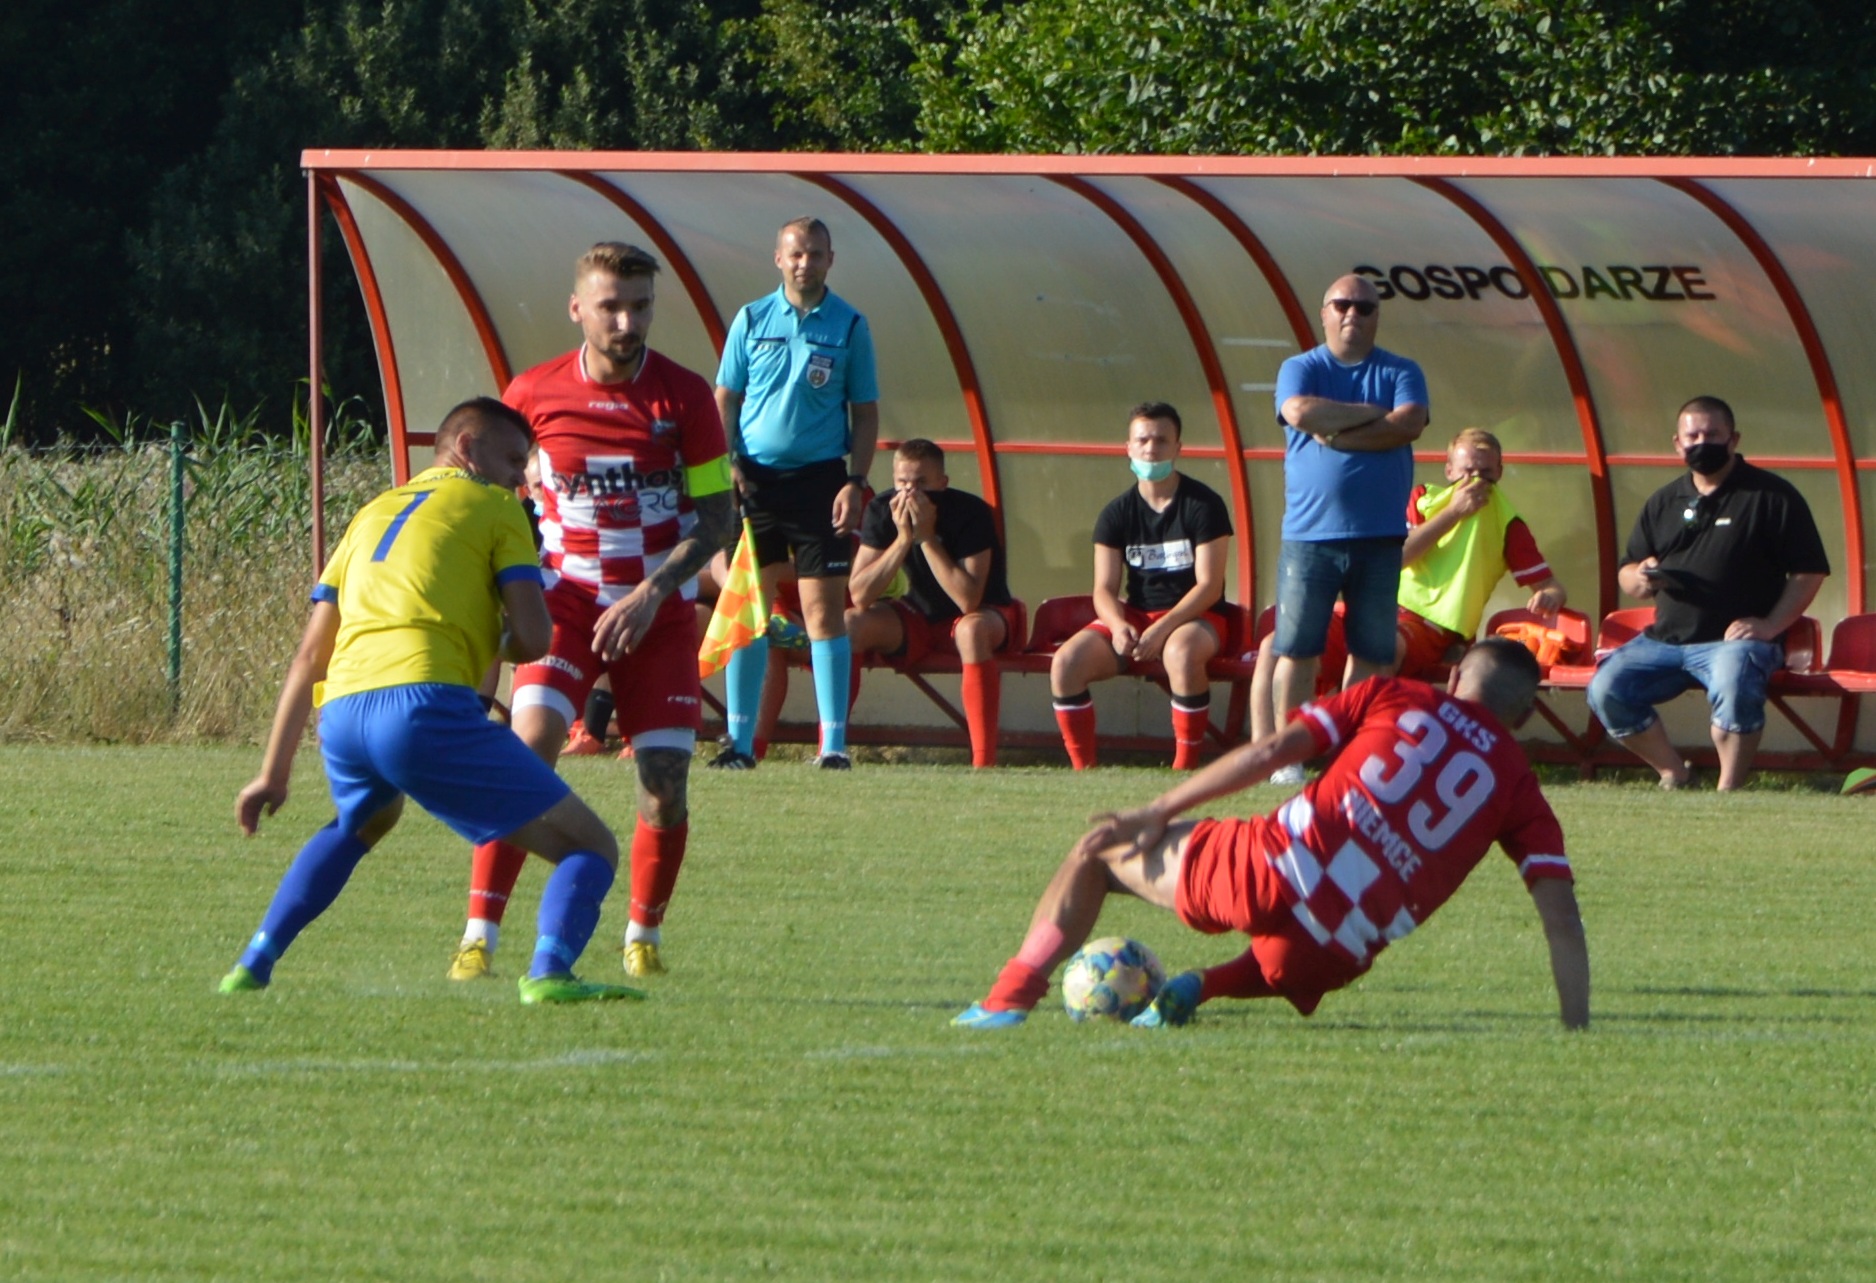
left=2, top=746, right=1872, bottom=1281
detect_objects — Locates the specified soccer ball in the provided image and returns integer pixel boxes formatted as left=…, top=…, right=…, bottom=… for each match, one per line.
left=1060, top=937, right=1166, bottom=1022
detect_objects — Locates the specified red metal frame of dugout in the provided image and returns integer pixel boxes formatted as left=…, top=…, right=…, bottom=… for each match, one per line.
left=302, top=151, right=1876, bottom=762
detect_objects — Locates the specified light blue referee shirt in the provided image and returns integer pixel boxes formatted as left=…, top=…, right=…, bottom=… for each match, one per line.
left=716, top=286, right=879, bottom=469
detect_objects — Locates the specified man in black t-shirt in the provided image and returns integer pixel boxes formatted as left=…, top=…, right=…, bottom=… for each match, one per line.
left=847, top=439, right=1020, bottom=767
left=1051, top=402, right=1237, bottom=771
left=1588, top=396, right=1829, bottom=790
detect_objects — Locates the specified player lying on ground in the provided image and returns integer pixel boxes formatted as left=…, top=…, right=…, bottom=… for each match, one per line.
left=955, top=637, right=1589, bottom=1030
left=221, top=398, right=642, bottom=1005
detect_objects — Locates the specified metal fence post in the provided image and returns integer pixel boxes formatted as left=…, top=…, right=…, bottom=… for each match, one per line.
left=168, top=419, right=185, bottom=715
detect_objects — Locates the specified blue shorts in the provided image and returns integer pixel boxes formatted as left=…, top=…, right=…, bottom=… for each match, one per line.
left=318, top=684, right=571, bottom=845
left=1272, top=537, right=1403, bottom=665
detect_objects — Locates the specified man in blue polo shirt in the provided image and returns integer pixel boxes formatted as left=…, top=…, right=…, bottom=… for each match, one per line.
left=713, top=216, right=881, bottom=770
left=1269, top=273, right=1429, bottom=782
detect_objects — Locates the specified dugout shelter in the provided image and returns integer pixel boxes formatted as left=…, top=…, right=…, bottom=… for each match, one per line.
left=300, top=151, right=1876, bottom=766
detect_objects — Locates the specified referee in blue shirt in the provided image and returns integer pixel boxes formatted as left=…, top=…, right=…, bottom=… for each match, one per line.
left=713, top=216, right=880, bottom=770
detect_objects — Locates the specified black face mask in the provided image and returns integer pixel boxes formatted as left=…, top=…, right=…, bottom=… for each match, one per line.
left=1683, top=441, right=1732, bottom=475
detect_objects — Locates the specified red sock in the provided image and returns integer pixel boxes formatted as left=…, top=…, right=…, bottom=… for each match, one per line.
left=468, top=840, right=528, bottom=924
left=1054, top=699, right=1098, bottom=770
left=984, top=957, right=1051, bottom=1012
left=629, top=819, right=689, bottom=928
left=962, top=661, right=1001, bottom=768
left=1200, top=949, right=1276, bottom=1001
left=1171, top=703, right=1210, bottom=771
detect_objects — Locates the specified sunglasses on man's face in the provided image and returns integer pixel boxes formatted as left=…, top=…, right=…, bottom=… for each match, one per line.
left=1326, top=298, right=1378, bottom=316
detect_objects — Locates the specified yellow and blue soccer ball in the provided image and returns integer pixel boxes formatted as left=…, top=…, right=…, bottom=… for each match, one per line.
left=1060, top=937, right=1166, bottom=1022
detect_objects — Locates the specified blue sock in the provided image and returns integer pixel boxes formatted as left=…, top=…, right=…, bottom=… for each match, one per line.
left=811, top=635, right=852, bottom=755
left=236, top=822, right=369, bottom=984
left=529, top=852, right=616, bottom=980
left=725, top=637, right=769, bottom=756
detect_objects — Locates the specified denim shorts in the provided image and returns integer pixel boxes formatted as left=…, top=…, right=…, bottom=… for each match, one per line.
left=1271, top=537, right=1403, bottom=664
left=1585, top=635, right=1783, bottom=736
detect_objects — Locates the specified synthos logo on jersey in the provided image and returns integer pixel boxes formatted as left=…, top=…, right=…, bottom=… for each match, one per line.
left=550, top=454, right=683, bottom=507
left=1354, top=263, right=1716, bottom=304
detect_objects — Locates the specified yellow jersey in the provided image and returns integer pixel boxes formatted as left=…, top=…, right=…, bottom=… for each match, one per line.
left=312, top=467, right=541, bottom=705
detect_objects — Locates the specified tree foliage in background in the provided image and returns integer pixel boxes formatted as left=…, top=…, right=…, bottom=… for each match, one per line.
left=914, top=0, right=1876, bottom=155
left=4, top=0, right=1876, bottom=442
left=0, top=0, right=301, bottom=434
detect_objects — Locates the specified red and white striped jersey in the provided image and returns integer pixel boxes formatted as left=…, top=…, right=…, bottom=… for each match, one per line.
left=504, top=346, right=727, bottom=606
left=1268, top=678, right=1571, bottom=972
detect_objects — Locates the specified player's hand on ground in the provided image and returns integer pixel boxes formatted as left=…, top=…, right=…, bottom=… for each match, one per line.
left=594, top=587, right=660, bottom=660
left=236, top=778, right=288, bottom=836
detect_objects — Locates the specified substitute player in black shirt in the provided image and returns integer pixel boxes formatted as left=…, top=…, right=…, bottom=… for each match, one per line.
left=847, top=439, right=1020, bottom=767
left=1588, top=396, right=1828, bottom=790
left=1051, top=402, right=1238, bottom=770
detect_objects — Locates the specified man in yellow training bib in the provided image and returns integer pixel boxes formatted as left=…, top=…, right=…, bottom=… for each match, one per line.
left=1394, top=428, right=1567, bottom=677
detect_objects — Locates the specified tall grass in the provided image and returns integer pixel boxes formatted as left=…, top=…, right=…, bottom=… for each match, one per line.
left=0, top=390, right=387, bottom=743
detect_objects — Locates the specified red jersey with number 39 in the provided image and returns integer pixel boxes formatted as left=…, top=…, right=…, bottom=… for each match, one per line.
left=1267, top=678, right=1570, bottom=976
left=503, top=346, right=727, bottom=607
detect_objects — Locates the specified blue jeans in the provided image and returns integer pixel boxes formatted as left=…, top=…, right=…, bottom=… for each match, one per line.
left=1586, top=635, right=1783, bottom=737
left=1272, top=537, right=1403, bottom=664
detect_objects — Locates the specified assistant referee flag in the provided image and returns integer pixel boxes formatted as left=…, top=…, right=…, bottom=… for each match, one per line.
left=698, top=520, right=768, bottom=679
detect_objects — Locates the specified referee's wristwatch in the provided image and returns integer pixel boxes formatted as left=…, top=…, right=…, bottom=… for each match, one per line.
left=845, top=473, right=869, bottom=489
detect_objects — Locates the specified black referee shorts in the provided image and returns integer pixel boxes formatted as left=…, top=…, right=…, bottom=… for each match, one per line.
left=738, top=456, right=854, bottom=579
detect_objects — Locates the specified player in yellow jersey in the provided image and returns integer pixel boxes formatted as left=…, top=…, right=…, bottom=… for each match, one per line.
left=220, top=398, right=641, bottom=1005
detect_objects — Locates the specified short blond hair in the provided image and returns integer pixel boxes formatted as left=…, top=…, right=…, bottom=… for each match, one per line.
left=1449, top=427, right=1502, bottom=456
left=575, top=242, right=661, bottom=285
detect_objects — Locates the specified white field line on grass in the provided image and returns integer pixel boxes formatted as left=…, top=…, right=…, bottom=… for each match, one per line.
left=2, top=1041, right=1004, bottom=1081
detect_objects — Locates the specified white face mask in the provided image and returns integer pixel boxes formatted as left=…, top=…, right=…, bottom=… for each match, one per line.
left=1130, top=458, right=1174, bottom=482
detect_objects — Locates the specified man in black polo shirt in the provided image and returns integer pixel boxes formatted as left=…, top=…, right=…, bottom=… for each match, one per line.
left=1588, top=396, right=1829, bottom=790
left=846, top=439, right=1019, bottom=768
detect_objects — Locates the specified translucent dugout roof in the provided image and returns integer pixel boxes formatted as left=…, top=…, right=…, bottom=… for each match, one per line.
left=302, top=152, right=1876, bottom=626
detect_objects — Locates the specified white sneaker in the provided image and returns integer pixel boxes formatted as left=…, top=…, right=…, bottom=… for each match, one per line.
left=1270, top=764, right=1307, bottom=787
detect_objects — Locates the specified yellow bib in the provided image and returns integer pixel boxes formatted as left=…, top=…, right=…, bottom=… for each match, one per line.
left=1396, top=482, right=1517, bottom=638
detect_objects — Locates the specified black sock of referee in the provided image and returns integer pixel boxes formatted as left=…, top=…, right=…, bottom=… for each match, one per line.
left=584, top=687, right=615, bottom=742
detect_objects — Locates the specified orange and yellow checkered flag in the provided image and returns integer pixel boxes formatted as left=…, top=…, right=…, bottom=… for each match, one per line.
left=698, top=520, right=768, bottom=679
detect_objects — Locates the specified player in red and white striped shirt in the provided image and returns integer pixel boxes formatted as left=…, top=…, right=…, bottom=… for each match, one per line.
left=450, top=243, right=738, bottom=983
left=955, top=637, right=1589, bottom=1029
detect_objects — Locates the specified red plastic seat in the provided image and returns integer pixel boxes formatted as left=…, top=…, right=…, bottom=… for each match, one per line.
left=1545, top=607, right=1652, bottom=689
left=1781, top=615, right=1823, bottom=674
left=1822, top=614, right=1876, bottom=693
left=1022, top=595, right=1098, bottom=654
